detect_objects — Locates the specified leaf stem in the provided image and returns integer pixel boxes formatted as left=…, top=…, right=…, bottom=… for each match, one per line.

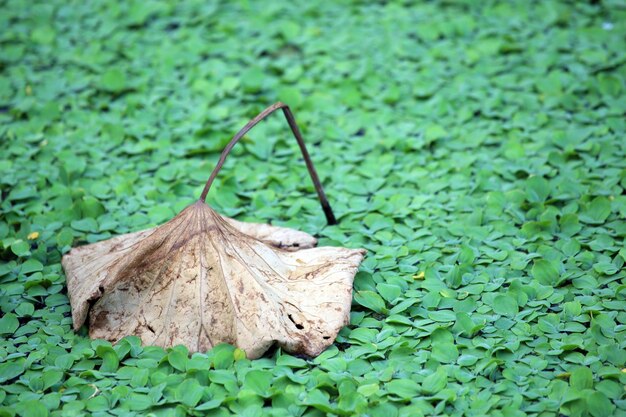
left=199, top=102, right=337, bottom=225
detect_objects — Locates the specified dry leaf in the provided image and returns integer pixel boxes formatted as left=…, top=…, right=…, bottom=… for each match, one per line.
left=63, top=202, right=364, bottom=358
left=62, top=102, right=365, bottom=358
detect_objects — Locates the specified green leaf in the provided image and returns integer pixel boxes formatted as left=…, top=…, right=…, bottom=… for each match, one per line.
left=0, top=313, right=19, bottom=335
left=526, top=176, right=551, bottom=203
left=275, top=355, right=307, bottom=368
left=176, top=378, right=204, bottom=407
left=54, top=354, right=75, bottom=370
left=31, top=26, right=56, bottom=44
left=492, top=294, right=519, bottom=316
left=431, top=341, right=459, bottom=363
left=531, top=259, right=559, bottom=286
left=100, top=68, right=126, bottom=92
left=21, top=259, right=43, bottom=274
left=354, top=290, right=387, bottom=314
left=42, top=370, right=64, bottom=390
left=581, top=197, right=612, bottom=224
left=0, top=359, right=25, bottom=383
left=304, top=389, right=333, bottom=412
left=212, top=344, right=235, bottom=369
left=430, top=329, right=459, bottom=363
left=357, top=383, right=379, bottom=397
left=233, top=348, right=247, bottom=362
left=386, top=378, right=420, bottom=400
left=562, top=301, right=581, bottom=318
left=593, top=261, right=618, bottom=275
left=15, top=302, right=34, bottom=317
left=569, top=366, right=593, bottom=390
left=70, top=218, right=98, bottom=233
left=147, top=205, right=175, bottom=224
left=80, top=197, right=105, bottom=218
left=168, top=350, right=188, bottom=372
left=277, top=86, right=303, bottom=108
left=56, top=228, right=74, bottom=247
left=587, top=391, right=615, bottom=417
left=428, top=310, right=456, bottom=322
left=597, top=74, right=622, bottom=98
left=454, top=312, right=482, bottom=337
left=15, top=400, right=48, bottom=417
left=11, top=240, right=30, bottom=257
left=86, top=396, right=109, bottom=412
left=126, top=393, right=153, bottom=411
left=421, top=367, right=447, bottom=394
left=96, top=345, right=119, bottom=373
left=243, top=370, right=272, bottom=396
left=376, top=283, right=402, bottom=303
left=423, top=124, right=447, bottom=143
left=559, top=213, right=581, bottom=236
left=195, top=399, right=223, bottom=411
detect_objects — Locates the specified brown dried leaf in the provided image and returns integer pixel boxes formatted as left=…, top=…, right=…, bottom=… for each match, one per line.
left=62, top=201, right=365, bottom=358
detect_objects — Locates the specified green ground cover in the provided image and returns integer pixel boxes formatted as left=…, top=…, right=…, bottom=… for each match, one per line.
left=1, top=1, right=625, bottom=416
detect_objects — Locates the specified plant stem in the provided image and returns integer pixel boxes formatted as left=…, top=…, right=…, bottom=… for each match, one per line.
left=199, top=102, right=337, bottom=225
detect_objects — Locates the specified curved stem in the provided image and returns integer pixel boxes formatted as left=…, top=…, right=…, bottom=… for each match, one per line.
left=199, top=102, right=337, bottom=225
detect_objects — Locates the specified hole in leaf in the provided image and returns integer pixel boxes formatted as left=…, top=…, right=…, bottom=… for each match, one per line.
left=288, top=314, right=304, bottom=330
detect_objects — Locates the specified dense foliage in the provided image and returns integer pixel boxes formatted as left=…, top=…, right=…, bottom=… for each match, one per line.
left=1, top=1, right=625, bottom=416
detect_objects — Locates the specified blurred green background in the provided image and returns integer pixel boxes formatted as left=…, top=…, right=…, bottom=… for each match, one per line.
left=1, top=1, right=625, bottom=416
